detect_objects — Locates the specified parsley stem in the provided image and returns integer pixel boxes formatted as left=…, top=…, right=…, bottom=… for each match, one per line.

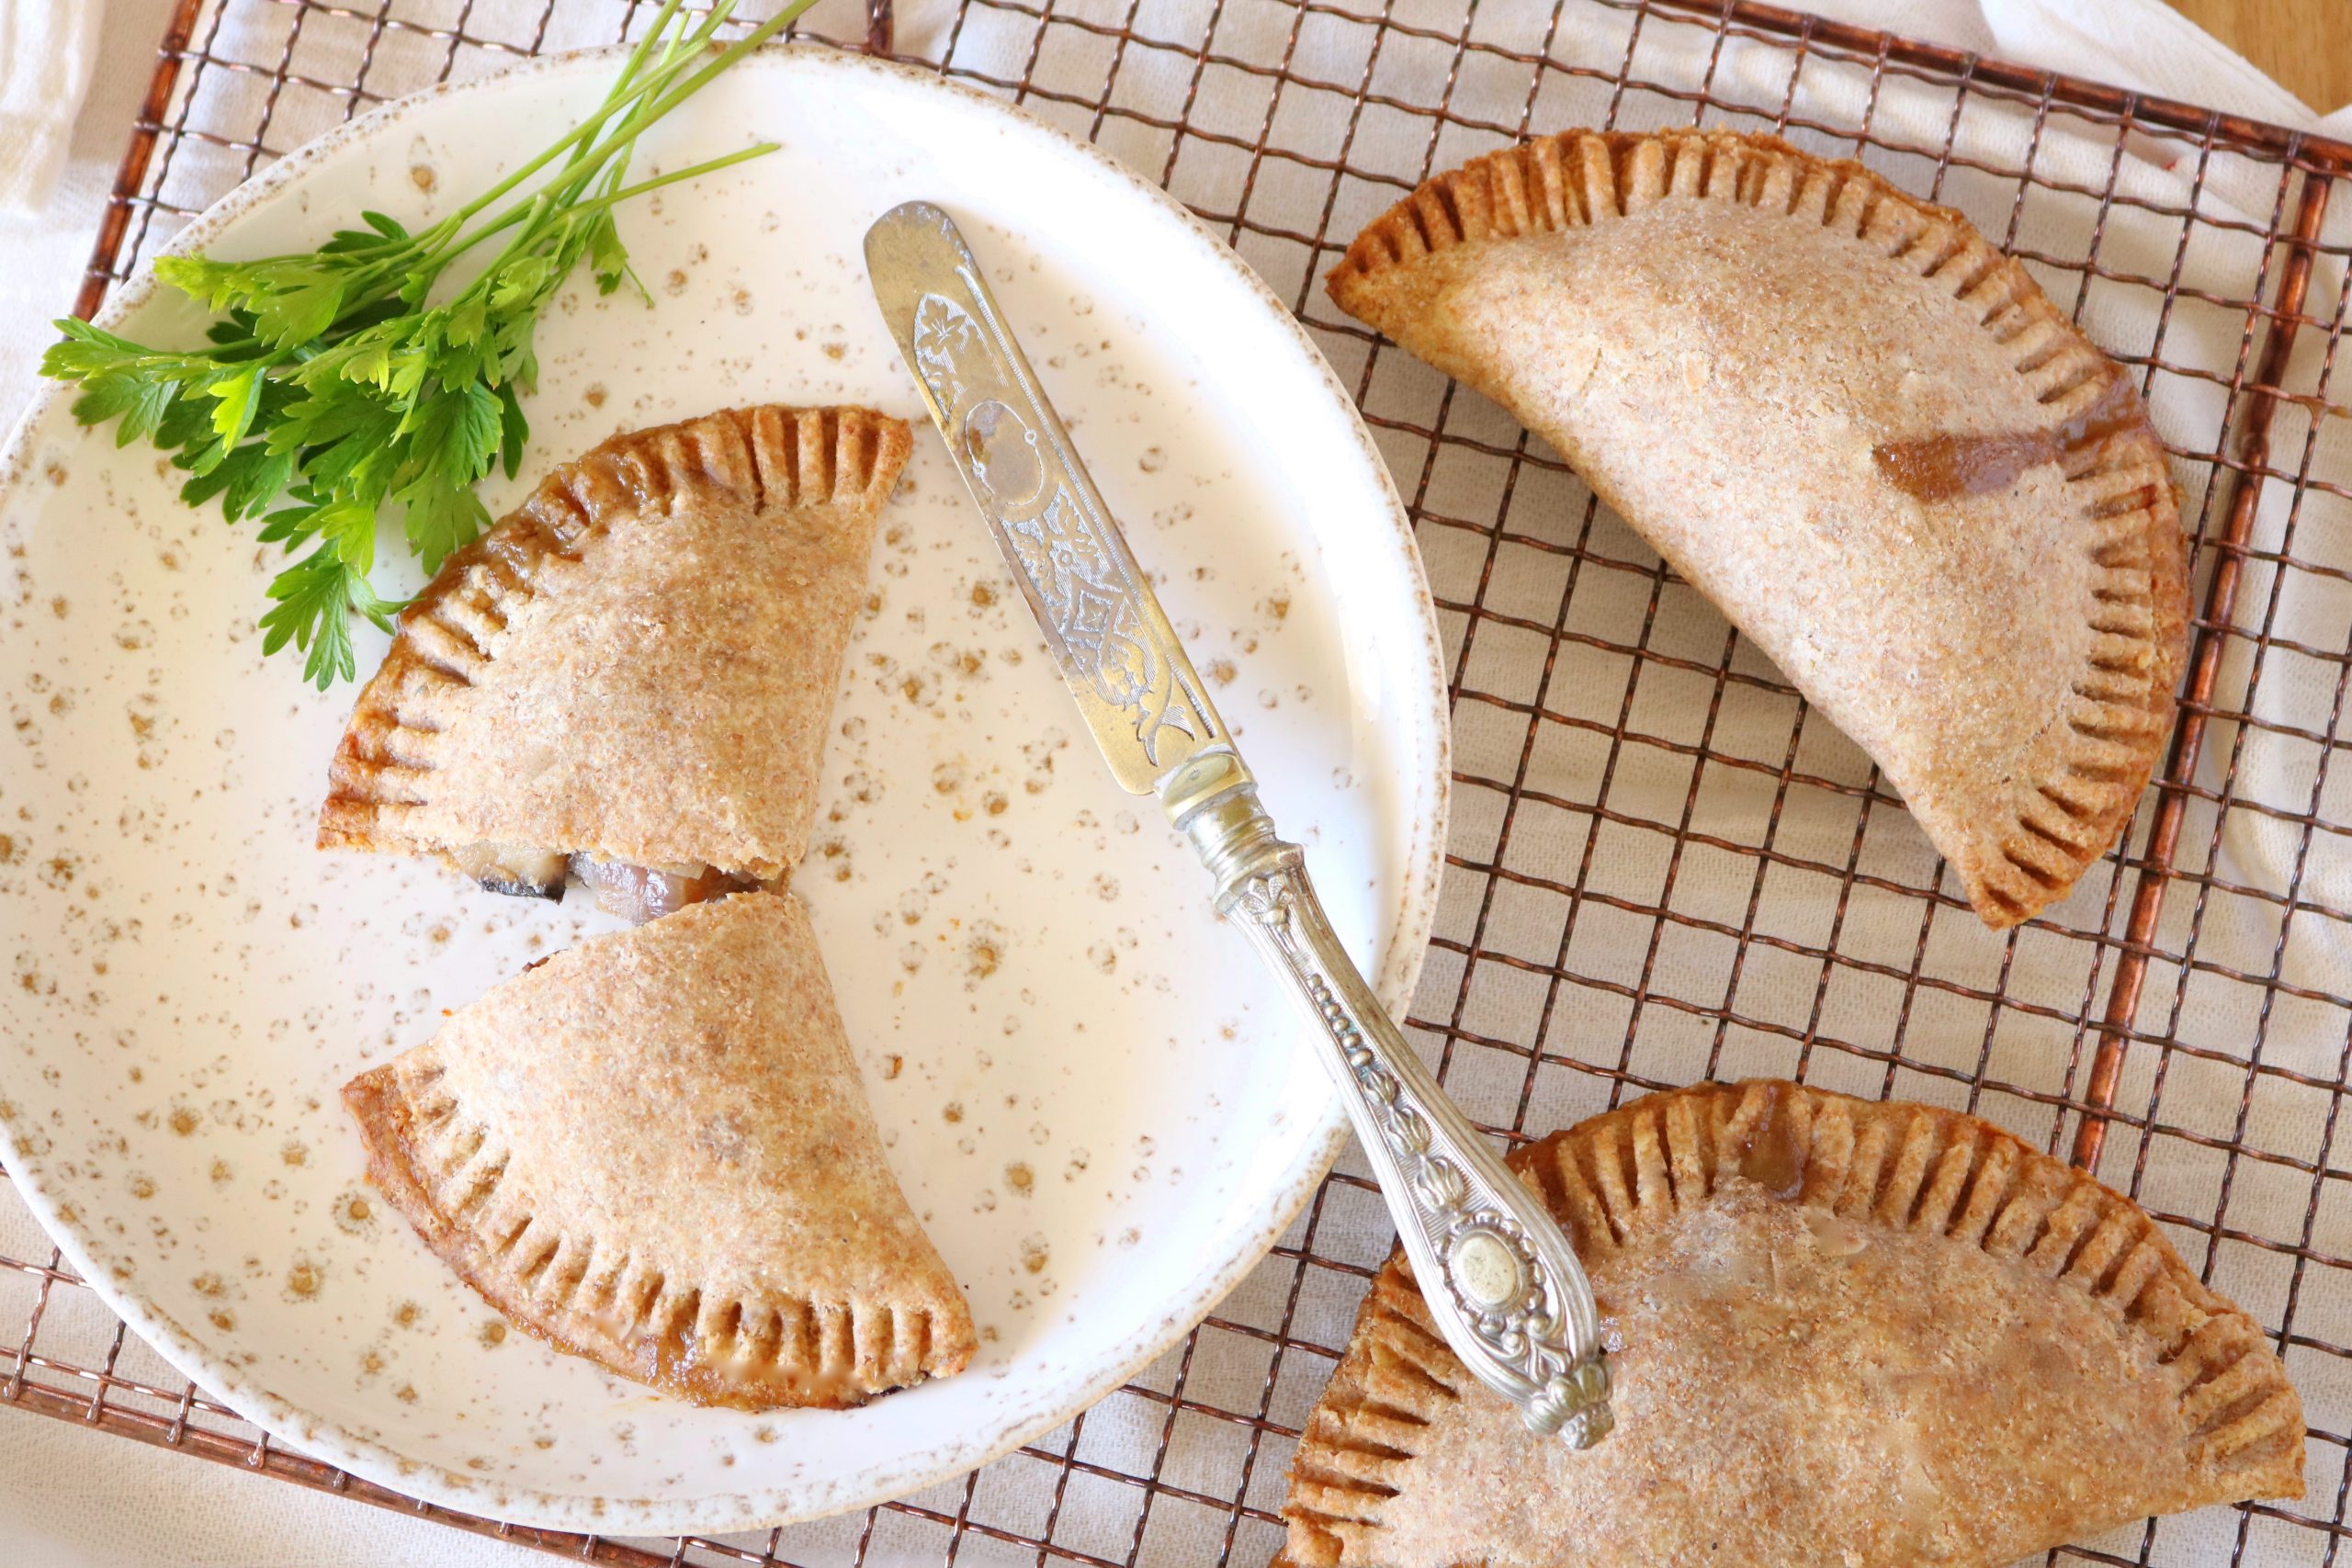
left=417, top=0, right=811, bottom=294
left=439, top=2, right=716, bottom=229
left=41, top=0, right=810, bottom=689
left=567, top=141, right=783, bottom=215
left=439, top=0, right=810, bottom=237
left=635, top=0, right=820, bottom=127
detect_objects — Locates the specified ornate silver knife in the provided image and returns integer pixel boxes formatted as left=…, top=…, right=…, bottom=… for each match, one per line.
left=865, top=202, right=1612, bottom=1444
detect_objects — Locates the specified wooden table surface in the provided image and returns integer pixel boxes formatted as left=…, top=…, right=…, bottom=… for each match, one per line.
left=2166, top=0, right=2352, bottom=117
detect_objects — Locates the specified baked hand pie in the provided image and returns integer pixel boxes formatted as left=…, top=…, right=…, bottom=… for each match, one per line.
left=1328, top=130, right=2189, bottom=928
left=318, top=404, right=910, bottom=921
left=1281, top=1080, right=2301, bottom=1568
left=344, top=892, right=975, bottom=1409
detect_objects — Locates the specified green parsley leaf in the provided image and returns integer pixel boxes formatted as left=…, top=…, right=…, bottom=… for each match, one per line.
left=258, top=547, right=363, bottom=689
left=71, top=374, right=177, bottom=449
left=39, top=0, right=810, bottom=688
left=584, top=209, right=637, bottom=299
left=398, top=472, right=492, bottom=574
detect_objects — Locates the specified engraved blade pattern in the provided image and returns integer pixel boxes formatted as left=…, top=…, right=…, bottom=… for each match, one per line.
left=866, top=203, right=1223, bottom=795
left=866, top=203, right=1612, bottom=1441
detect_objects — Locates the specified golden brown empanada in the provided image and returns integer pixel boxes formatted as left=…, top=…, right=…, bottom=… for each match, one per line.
left=1329, top=130, right=2189, bottom=928
left=1282, top=1079, right=2301, bottom=1567
left=319, top=404, right=910, bottom=920
left=345, top=893, right=975, bottom=1410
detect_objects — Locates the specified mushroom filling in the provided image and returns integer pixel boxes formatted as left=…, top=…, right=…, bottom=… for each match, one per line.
left=449, top=843, right=569, bottom=901
left=568, top=855, right=759, bottom=924
left=449, top=843, right=755, bottom=923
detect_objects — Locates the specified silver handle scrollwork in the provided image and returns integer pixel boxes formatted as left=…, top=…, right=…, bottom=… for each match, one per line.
left=865, top=202, right=1611, bottom=1443
left=1160, top=751, right=1614, bottom=1443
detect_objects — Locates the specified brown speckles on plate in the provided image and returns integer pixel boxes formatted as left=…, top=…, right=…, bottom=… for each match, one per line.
left=0, top=41, right=1441, bottom=1537
left=965, top=923, right=1004, bottom=986
left=283, top=1258, right=322, bottom=1303
left=331, top=1189, right=376, bottom=1235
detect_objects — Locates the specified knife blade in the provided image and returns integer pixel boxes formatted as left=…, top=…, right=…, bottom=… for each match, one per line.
left=865, top=201, right=1611, bottom=1443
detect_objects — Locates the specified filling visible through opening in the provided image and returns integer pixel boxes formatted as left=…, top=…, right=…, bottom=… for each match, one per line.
left=448, top=842, right=760, bottom=923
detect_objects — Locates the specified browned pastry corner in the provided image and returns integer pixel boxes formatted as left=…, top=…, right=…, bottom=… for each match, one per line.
left=1327, top=129, right=2188, bottom=929
left=318, top=403, right=911, bottom=918
left=1280, top=1079, right=2301, bottom=1568
left=345, top=893, right=976, bottom=1410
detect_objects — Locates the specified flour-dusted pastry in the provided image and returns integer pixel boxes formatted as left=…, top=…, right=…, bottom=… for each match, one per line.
left=344, top=893, right=975, bottom=1409
left=1328, top=130, right=2189, bottom=928
left=1281, top=1080, right=2301, bottom=1568
left=319, top=405, right=911, bottom=920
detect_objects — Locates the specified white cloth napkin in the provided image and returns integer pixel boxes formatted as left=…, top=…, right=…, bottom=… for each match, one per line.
left=1990, top=0, right=2345, bottom=129
left=0, top=0, right=107, bottom=215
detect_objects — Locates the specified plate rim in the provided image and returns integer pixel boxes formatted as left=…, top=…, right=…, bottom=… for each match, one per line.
left=0, top=40, right=1450, bottom=1533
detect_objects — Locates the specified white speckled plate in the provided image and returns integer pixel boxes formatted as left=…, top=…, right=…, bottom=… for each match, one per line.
left=0, top=45, right=1444, bottom=1534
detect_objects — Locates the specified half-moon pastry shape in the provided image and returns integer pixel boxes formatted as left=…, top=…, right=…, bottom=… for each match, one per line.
left=319, top=404, right=910, bottom=918
left=1281, top=1079, right=2301, bottom=1568
left=344, top=893, right=976, bottom=1409
left=1328, top=130, right=2189, bottom=928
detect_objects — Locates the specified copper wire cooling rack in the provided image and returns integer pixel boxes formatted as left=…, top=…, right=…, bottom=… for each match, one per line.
left=10, top=0, right=2352, bottom=1562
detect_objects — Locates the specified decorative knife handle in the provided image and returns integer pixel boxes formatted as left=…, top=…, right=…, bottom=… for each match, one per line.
left=1159, top=752, right=1614, bottom=1444
left=865, top=202, right=1611, bottom=1442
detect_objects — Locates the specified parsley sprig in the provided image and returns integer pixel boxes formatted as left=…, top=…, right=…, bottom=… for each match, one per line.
left=41, top=0, right=814, bottom=687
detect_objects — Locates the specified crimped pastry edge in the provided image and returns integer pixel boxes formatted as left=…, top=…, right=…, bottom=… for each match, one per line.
left=316, top=402, right=912, bottom=877
left=1327, top=128, right=2189, bottom=929
left=343, top=896, right=977, bottom=1412
left=1279, top=1077, right=2303, bottom=1568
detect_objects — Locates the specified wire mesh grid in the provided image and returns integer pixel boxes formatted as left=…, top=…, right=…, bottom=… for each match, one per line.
left=9, top=0, right=2352, bottom=1562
